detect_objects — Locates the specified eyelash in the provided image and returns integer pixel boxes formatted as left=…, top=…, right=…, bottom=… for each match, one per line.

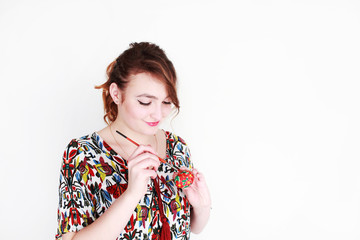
left=138, top=100, right=151, bottom=106
left=138, top=100, right=172, bottom=106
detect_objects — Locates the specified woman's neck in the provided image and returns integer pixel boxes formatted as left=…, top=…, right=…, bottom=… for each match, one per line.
left=110, top=119, right=158, bottom=148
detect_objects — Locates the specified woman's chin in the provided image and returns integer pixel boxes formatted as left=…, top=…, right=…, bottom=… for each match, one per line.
left=135, top=126, right=159, bottom=136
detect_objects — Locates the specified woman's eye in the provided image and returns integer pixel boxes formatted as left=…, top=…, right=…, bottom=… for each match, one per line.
left=163, top=101, right=172, bottom=105
left=138, top=100, right=151, bottom=106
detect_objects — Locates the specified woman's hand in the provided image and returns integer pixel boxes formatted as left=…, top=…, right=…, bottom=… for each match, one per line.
left=182, top=168, right=211, bottom=209
left=181, top=168, right=211, bottom=233
left=125, top=145, right=160, bottom=201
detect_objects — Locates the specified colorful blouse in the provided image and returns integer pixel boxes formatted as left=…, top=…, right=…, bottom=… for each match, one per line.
left=56, top=131, right=193, bottom=240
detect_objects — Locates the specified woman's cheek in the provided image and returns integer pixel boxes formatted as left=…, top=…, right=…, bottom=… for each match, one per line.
left=128, top=104, right=150, bottom=119
left=162, top=105, right=173, bottom=118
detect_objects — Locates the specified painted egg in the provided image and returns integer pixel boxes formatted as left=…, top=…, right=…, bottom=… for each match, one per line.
left=174, top=170, right=194, bottom=188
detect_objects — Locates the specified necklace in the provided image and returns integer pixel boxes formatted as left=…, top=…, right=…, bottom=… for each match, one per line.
left=154, top=132, right=158, bottom=154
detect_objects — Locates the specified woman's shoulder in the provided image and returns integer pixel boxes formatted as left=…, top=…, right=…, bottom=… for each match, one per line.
left=164, top=130, right=192, bottom=168
left=64, top=132, right=96, bottom=147
left=164, top=130, right=188, bottom=146
left=164, top=130, right=186, bottom=145
left=62, top=132, right=103, bottom=156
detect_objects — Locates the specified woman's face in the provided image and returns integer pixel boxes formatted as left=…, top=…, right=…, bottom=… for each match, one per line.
left=115, top=72, right=173, bottom=136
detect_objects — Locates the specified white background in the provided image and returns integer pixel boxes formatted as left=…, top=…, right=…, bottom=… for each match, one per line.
left=0, top=0, right=359, bottom=239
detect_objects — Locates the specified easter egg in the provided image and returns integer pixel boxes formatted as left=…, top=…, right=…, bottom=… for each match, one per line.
left=174, top=170, right=194, bottom=188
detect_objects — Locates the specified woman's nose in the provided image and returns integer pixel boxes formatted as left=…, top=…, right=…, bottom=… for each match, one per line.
left=150, top=104, right=162, bottom=120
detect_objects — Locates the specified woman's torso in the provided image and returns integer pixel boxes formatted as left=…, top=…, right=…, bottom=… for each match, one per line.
left=56, top=131, right=192, bottom=240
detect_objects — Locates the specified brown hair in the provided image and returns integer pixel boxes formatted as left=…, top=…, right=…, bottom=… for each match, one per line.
left=95, top=42, right=180, bottom=125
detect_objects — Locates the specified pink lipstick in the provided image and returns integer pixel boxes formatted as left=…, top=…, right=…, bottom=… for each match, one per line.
left=146, top=121, right=159, bottom=127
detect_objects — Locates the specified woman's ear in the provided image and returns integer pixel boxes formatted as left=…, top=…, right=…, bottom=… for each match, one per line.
left=109, top=82, right=122, bottom=105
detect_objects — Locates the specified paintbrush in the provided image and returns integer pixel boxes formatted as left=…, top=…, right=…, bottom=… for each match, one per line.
left=116, top=130, right=195, bottom=188
left=116, top=130, right=180, bottom=171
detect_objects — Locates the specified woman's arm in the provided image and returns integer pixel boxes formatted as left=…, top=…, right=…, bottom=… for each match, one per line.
left=183, top=169, right=212, bottom=234
left=62, top=145, right=160, bottom=240
left=190, top=204, right=211, bottom=234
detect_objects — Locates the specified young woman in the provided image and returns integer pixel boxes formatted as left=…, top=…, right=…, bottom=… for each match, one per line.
left=56, top=42, right=211, bottom=240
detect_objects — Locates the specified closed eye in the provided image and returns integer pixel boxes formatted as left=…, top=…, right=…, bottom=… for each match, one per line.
left=163, top=101, right=172, bottom=105
left=138, top=100, right=151, bottom=106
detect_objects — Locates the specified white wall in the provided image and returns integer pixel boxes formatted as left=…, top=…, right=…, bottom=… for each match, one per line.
left=0, top=0, right=359, bottom=239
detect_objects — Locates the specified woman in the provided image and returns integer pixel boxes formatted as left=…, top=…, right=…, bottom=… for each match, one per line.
left=56, top=42, right=211, bottom=240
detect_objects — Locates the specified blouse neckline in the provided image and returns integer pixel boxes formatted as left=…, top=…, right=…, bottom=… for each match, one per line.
left=92, top=130, right=170, bottom=162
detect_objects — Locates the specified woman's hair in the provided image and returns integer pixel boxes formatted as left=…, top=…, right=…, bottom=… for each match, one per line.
left=95, top=42, right=180, bottom=125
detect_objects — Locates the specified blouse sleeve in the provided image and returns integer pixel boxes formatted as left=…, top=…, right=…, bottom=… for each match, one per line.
left=182, top=138, right=194, bottom=170
left=56, top=139, right=96, bottom=239
left=170, top=133, right=194, bottom=170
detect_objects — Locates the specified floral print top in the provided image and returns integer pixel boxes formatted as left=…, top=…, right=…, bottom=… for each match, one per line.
left=56, top=131, right=193, bottom=240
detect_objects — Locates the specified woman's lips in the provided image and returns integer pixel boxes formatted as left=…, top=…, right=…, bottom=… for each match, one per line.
left=146, top=121, right=159, bottom=127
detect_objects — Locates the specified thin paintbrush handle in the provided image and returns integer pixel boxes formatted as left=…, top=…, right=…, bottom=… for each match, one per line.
left=116, top=130, right=178, bottom=170
left=116, top=130, right=140, bottom=147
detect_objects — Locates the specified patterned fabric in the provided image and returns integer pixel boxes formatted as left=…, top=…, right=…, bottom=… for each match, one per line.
left=56, top=131, right=193, bottom=240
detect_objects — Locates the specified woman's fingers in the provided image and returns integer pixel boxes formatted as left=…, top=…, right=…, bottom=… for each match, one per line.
left=126, top=147, right=160, bottom=199
left=192, top=169, right=204, bottom=181
left=128, top=152, right=160, bottom=170
left=128, top=145, right=158, bottom=160
left=133, top=157, right=160, bottom=171
left=144, top=169, right=158, bottom=179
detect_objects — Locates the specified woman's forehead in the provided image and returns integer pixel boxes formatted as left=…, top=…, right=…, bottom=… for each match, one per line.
left=126, top=72, right=168, bottom=97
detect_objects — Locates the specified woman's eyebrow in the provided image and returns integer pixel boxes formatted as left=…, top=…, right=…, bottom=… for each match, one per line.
left=136, top=93, right=158, bottom=99
left=137, top=94, right=171, bottom=100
